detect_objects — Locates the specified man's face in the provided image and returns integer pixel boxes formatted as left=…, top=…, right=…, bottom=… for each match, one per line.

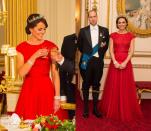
left=88, top=11, right=98, bottom=26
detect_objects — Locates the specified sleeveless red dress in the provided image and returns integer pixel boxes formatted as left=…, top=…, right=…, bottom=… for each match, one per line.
left=100, top=32, right=143, bottom=122
left=15, top=40, right=68, bottom=120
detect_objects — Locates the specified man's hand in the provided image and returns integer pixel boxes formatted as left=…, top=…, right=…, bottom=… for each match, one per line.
left=50, top=48, right=63, bottom=62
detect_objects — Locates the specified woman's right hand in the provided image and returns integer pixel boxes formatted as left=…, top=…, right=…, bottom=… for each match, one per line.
left=113, top=60, right=120, bottom=69
left=32, top=48, right=49, bottom=59
left=54, top=99, right=60, bottom=113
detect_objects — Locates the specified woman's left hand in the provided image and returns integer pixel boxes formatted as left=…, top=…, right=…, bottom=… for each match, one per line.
left=120, top=62, right=127, bottom=69
left=54, top=99, right=60, bottom=113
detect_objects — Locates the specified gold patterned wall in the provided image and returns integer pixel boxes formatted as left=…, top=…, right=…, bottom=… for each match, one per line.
left=5, top=0, right=37, bottom=47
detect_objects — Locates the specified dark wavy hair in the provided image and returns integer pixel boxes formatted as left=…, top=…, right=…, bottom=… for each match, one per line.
left=116, top=16, right=128, bottom=29
left=25, top=13, right=48, bottom=34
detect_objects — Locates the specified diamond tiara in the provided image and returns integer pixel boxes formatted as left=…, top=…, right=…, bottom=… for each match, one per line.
left=28, top=15, right=44, bottom=23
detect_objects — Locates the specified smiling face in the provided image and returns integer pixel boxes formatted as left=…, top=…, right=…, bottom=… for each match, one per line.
left=116, top=17, right=128, bottom=31
left=30, top=22, right=46, bottom=41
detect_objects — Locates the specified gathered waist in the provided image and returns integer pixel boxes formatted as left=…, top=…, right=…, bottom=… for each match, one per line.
left=114, top=51, right=128, bottom=53
left=26, top=73, right=50, bottom=78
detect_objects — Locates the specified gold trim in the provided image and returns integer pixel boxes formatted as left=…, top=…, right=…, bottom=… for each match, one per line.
left=104, top=63, right=151, bottom=69
left=85, top=0, right=89, bottom=26
left=6, top=0, right=37, bottom=47
left=104, top=0, right=110, bottom=59
left=117, top=0, right=151, bottom=37
left=76, top=0, right=81, bottom=34
left=61, top=103, right=76, bottom=110
left=133, top=64, right=151, bottom=69
left=0, top=124, right=7, bottom=130
left=0, top=62, right=4, bottom=66
left=135, top=51, right=151, bottom=53
left=137, top=88, right=151, bottom=104
left=92, top=0, right=98, bottom=10
left=133, top=51, right=151, bottom=57
left=133, top=54, right=151, bottom=57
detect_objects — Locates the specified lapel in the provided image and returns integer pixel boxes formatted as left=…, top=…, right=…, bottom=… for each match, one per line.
left=98, top=26, right=102, bottom=45
left=85, top=26, right=92, bottom=47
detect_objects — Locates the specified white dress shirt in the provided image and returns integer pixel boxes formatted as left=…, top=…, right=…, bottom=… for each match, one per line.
left=90, top=24, right=99, bottom=57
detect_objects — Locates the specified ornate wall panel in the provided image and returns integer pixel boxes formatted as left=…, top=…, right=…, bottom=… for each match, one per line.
left=5, top=0, right=37, bottom=47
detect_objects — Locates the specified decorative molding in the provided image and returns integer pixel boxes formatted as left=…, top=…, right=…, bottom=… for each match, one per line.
left=134, top=51, right=151, bottom=57
left=85, top=0, right=89, bottom=26
left=133, top=64, right=151, bottom=69
left=133, top=54, right=151, bottom=57
left=5, top=0, right=37, bottom=47
left=117, top=0, right=151, bottom=37
left=92, top=0, right=98, bottom=10
left=104, top=63, right=151, bottom=69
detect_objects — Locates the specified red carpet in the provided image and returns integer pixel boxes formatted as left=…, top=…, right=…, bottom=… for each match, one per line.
left=76, top=90, right=151, bottom=131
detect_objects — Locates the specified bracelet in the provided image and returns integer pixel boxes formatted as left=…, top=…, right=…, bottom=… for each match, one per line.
left=113, top=60, right=118, bottom=65
left=54, top=96, right=60, bottom=100
left=27, top=60, right=33, bottom=66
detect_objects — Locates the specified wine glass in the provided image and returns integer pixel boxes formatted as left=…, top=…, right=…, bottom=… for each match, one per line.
left=41, top=45, right=49, bottom=59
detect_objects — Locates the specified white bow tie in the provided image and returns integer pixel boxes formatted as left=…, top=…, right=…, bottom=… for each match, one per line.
left=91, top=26, right=98, bottom=30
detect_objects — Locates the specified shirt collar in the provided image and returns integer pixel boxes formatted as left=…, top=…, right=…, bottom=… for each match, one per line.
left=90, top=24, right=98, bottom=31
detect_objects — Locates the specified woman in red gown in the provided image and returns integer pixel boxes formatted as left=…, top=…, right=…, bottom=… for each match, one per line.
left=100, top=16, right=143, bottom=122
left=15, top=13, right=68, bottom=120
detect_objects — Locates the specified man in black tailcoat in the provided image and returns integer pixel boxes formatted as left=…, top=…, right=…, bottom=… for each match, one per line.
left=77, top=9, right=109, bottom=118
left=52, top=33, right=77, bottom=119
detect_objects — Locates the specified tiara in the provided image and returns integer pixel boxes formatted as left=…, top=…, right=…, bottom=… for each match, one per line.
left=117, top=14, right=127, bottom=19
left=28, top=15, right=44, bottom=23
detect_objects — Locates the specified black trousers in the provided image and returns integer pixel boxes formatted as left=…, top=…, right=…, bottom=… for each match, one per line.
left=59, top=71, right=75, bottom=119
left=80, top=56, right=104, bottom=92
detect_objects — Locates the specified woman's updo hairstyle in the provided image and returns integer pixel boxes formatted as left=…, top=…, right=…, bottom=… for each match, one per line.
left=25, top=13, right=48, bottom=34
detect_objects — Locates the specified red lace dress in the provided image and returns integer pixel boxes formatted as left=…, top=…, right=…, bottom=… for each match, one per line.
left=100, top=32, right=143, bottom=122
left=15, top=40, right=68, bottom=120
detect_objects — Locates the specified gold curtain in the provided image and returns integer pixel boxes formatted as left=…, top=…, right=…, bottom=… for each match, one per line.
left=5, top=0, right=37, bottom=47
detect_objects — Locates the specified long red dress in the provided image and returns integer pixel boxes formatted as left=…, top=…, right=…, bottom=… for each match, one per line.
left=15, top=40, right=68, bottom=120
left=100, top=32, right=143, bottom=122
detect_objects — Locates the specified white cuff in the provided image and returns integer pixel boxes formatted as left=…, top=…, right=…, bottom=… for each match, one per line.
left=58, top=57, right=64, bottom=65
left=60, top=96, right=67, bottom=101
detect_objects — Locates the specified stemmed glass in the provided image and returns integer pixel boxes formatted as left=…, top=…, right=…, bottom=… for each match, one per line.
left=41, top=45, right=49, bottom=59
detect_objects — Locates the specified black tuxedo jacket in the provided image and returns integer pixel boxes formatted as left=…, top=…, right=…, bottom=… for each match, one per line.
left=77, top=25, right=109, bottom=61
left=59, top=59, right=75, bottom=74
left=59, top=33, right=77, bottom=99
left=59, top=33, right=77, bottom=74
left=61, top=33, right=77, bottom=61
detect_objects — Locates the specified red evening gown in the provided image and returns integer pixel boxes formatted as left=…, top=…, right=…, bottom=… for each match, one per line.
left=100, top=32, right=143, bottom=122
left=15, top=40, right=68, bottom=120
